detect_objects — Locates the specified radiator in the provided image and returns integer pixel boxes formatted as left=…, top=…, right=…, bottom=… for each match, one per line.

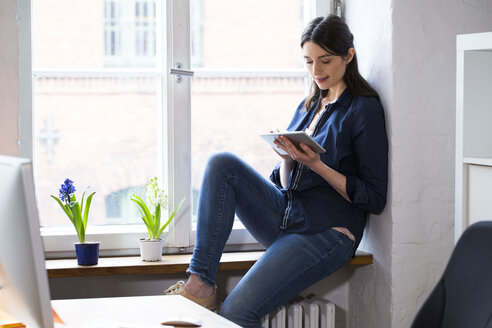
left=261, top=294, right=335, bottom=328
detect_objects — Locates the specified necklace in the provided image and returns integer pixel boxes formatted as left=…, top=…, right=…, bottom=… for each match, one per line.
left=321, top=95, right=337, bottom=108
left=322, top=87, right=345, bottom=106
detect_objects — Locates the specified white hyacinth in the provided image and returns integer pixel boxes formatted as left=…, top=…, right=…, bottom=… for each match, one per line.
left=131, top=176, right=185, bottom=240
left=146, top=177, right=168, bottom=211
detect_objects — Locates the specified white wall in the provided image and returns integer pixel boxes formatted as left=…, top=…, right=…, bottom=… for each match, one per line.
left=0, top=0, right=20, bottom=156
left=390, top=1, right=492, bottom=326
left=344, top=1, right=492, bottom=327
left=344, top=1, right=394, bottom=327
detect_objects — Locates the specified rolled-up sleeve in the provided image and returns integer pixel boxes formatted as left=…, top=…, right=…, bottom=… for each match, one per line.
left=346, top=99, right=388, bottom=214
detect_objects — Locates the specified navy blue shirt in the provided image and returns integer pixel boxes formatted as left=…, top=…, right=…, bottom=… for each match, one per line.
left=270, top=88, right=388, bottom=246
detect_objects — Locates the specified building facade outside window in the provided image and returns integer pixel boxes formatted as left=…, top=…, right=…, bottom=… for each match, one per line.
left=27, top=0, right=329, bottom=256
left=103, top=0, right=157, bottom=67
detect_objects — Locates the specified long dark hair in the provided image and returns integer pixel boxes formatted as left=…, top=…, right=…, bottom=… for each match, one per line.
left=301, top=15, right=379, bottom=111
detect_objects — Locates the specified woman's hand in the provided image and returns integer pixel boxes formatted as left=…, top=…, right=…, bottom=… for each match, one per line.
left=269, top=130, right=296, bottom=188
left=272, top=148, right=291, bottom=161
left=275, top=134, right=350, bottom=201
left=275, top=135, right=321, bottom=168
left=268, top=129, right=292, bottom=161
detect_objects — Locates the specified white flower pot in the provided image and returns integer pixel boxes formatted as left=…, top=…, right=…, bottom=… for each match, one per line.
left=139, top=238, right=164, bottom=262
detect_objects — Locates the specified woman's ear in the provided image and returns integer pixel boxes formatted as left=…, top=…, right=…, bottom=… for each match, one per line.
left=346, top=48, right=355, bottom=64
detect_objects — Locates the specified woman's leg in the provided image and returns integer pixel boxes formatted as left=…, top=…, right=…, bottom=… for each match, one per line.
left=220, top=229, right=356, bottom=328
left=187, top=152, right=287, bottom=287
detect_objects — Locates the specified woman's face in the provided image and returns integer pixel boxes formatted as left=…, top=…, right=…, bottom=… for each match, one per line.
left=302, top=41, right=354, bottom=94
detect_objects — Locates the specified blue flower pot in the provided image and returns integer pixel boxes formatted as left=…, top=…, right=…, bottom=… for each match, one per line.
left=75, top=242, right=100, bottom=266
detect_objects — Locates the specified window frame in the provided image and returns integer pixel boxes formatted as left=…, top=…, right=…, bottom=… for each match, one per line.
left=20, top=0, right=333, bottom=258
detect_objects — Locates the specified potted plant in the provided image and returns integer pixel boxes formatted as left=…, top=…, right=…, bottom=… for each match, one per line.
left=51, top=179, right=99, bottom=266
left=131, top=177, right=184, bottom=261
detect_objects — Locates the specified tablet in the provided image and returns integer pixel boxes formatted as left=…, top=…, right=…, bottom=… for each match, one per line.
left=260, top=131, right=326, bottom=155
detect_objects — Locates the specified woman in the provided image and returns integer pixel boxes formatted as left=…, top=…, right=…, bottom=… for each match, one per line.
left=164, top=15, right=388, bottom=328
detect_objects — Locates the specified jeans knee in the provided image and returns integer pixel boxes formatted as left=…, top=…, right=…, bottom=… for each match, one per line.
left=220, top=293, right=261, bottom=328
left=219, top=300, right=235, bottom=322
left=206, top=152, right=240, bottom=174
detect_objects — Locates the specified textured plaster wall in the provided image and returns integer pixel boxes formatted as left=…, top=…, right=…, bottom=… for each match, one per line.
left=344, top=1, right=394, bottom=327
left=344, top=1, right=492, bottom=328
left=0, top=0, right=20, bottom=156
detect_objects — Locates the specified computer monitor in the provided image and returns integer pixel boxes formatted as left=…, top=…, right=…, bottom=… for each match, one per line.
left=0, top=155, right=54, bottom=328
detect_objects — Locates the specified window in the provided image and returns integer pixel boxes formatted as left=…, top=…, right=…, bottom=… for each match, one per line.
left=103, top=0, right=157, bottom=67
left=105, top=185, right=144, bottom=221
left=32, top=0, right=164, bottom=256
left=189, top=0, right=307, bottom=245
left=24, top=0, right=332, bottom=256
left=104, top=1, right=120, bottom=57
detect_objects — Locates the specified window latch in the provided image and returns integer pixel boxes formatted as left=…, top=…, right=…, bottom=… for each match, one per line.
left=169, top=63, right=194, bottom=83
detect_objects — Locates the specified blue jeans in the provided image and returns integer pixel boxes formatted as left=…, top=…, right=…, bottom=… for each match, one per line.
left=188, top=152, right=355, bottom=328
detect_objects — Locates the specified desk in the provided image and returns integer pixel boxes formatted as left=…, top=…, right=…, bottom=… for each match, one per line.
left=52, top=295, right=239, bottom=327
left=0, top=309, right=25, bottom=327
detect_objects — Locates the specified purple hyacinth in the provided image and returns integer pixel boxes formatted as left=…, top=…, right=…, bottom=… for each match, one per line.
left=59, top=179, right=76, bottom=203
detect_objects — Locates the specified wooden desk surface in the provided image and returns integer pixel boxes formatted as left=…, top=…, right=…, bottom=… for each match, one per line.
left=52, top=295, right=240, bottom=327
